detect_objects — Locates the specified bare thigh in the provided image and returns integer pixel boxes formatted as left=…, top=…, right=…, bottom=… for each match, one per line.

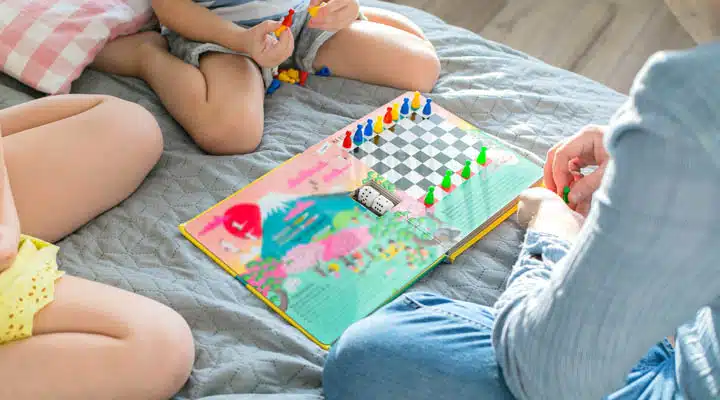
left=140, top=47, right=266, bottom=155
left=189, top=53, right=266, bottom=154
left=314, top=9, right=440, bottom=92
left=0, top=275, right=194, bottom=400
left=0, top=95, right=163, bottom=242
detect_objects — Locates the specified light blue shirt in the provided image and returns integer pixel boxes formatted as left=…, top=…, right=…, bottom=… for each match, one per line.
left=492, top=42, right=720, bottom=399
left=195, top=0, right=310, bottom=26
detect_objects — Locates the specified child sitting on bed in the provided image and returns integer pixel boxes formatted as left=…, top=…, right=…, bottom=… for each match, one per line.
left=0, top=95, right=194, bottom=399
left=91, top=0, right=440, bottom=155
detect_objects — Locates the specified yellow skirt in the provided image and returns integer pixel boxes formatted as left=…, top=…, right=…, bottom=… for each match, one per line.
left=0, top=235, right=63, bottom=344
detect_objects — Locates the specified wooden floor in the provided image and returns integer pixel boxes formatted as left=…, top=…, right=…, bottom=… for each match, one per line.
left=386, top=0, right=696, bottom=93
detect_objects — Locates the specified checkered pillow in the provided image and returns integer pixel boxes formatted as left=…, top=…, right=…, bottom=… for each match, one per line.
left=0, top=0, right=153, bottom=94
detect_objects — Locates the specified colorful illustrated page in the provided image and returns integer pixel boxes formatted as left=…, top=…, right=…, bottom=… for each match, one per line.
left=182, top=92, right=543, bottom=346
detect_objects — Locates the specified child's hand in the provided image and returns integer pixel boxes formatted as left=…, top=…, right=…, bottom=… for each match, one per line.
left=544, top=125, right=609, bottom=216
left=0, top=224, right=19, bottom=273
left=244, top=20, right=295, bottom=68
left=307, top=0, right=360, bottom=31
left=517, top=187, right=585, bottom=243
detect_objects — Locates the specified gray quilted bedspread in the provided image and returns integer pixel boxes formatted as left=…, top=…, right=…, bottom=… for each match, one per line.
left=0, top=1, right=628, bottom=398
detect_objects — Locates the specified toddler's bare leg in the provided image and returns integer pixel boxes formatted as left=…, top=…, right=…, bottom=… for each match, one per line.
left=0, top=95, right=163, bottom=242
left=92, top=32, right=266, bottom=155
left=314, top=10, right=440, bottom=93
left=360, top=7, right=428, bottom=39
left=0, top=276, right=194, bottom=400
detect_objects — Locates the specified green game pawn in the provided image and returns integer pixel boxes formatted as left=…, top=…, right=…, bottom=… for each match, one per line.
left=424, top=187, right=435, bottom=206
left=476, top=146, right=487, bottom=165
left=563, top=186, right=570, bottom=204
left=441, top=170, right=452, bottom=190
left=461, top=160, right=472, bottom=179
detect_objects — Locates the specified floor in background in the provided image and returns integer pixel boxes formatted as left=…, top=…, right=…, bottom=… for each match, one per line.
left=385, top=0, right=695, bottom=93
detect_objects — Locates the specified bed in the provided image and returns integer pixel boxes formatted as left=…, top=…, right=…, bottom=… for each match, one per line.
left=0, top=1, right=627, bottom=398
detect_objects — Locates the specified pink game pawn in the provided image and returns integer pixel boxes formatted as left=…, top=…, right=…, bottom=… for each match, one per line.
left=383, top=107, right=393, bottom=124
left=342, top=130, right=352, bottom=149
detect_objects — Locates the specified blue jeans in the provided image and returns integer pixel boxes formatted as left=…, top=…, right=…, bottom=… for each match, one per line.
left=323, top=292, right=680, bottom=399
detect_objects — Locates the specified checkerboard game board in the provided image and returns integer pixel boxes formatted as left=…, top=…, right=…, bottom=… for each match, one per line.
left=352, top=112, right=486, bottom=200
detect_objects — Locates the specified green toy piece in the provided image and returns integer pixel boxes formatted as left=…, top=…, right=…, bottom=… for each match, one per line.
left=563, top=186, right=570, bottom=204
left=461, top=160, right=471, bottom=179
left=441, top=170, right=452, bottom=189
left=477, top=146, right=487, bottom=165
left=424, top=187, right=435, bottom=206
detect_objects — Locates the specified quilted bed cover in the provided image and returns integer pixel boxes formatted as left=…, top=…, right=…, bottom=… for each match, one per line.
left=0, top=1, right=627, bottom=398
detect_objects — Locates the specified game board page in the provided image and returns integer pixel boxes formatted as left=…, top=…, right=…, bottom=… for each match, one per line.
left=181, top=92, right=543, bottom=347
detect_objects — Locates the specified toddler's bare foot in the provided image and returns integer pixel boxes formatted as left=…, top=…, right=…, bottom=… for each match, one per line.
left=91, top=31, right=168, bottom=78
left=517, top=187, right=585, bottom=242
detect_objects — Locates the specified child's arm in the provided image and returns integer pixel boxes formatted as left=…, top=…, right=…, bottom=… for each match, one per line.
left=0, top=130, right=21, bottom=272
left=152, top=0, right=253, bottom=53
left=151, top=0, right=293, bottom=67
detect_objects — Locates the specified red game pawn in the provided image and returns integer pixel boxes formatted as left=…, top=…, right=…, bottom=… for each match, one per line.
left=342, top=130, right=353, bottom=149
left=299, top=71, right=309, bottom=86
left=383, top=107, right=393, bottom=124
left=281, top=9, right=295, bottom=28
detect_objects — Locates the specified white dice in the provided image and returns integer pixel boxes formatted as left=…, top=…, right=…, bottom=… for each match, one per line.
left=370, top=196, right=394, bottom=216
left=357, top=186, right=380, bottom=207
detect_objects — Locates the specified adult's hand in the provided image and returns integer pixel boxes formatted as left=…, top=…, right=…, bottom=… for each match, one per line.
left=544, top=125, right=609, bottom=216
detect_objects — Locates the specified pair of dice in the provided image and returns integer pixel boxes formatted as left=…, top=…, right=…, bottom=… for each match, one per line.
left=357, top=186, right=394, bottom=216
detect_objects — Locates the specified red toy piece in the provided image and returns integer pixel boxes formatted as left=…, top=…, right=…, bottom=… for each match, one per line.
left=342, top=131, right=353, bottom=149
left=299, top=71, right=309, bottom=86
left=281, top=9, right=295, bottom=28
left=383, top=107, right=393, bottom=124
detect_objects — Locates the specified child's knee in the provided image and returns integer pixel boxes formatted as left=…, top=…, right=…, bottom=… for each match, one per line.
left=102, top=97, right=164, bottom=166
left=406, top=48, right=441, bottom=93
left=130, top=302, right=195, bottom=398
left=193, top=108, right=264, bottom=155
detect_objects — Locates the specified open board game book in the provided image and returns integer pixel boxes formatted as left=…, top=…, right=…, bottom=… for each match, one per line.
left=179, top=92, right=544, bottom=349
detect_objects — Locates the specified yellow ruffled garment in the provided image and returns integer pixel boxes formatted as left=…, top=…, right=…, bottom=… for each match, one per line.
left=0, top=235, right=64, bottom=344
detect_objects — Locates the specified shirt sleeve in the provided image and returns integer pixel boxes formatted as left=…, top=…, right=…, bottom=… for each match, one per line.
left=491, top=42, right=720, bottom=400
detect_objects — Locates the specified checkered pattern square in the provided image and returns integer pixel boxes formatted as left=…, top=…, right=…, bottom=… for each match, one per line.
left=353, top=112, right=486, bottom=200
left=0, top=0, right=154, bottom=94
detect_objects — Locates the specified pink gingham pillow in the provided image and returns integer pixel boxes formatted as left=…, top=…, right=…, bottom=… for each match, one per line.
left=0, top=0, right=153, bottom=94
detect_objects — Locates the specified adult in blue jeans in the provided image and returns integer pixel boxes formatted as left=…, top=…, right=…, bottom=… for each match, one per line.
left=322, top=41, right=720, bottom=399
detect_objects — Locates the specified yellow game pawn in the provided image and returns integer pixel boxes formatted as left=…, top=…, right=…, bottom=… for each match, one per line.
left=374, top=115, right=384, bottom=133
left=287, top=68, right=300, bottom=80
left=411, top=91, right=422, bottom=110
left=392, top=103, right=400, bottom=121
left=277, top=71, right=294, bottom=83
left=309, top=4, right=322, bottom=17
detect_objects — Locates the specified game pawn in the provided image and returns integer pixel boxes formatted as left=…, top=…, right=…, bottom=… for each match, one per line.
left=424, top=186, right=435, bottom=206
left=342, top=130, right=352, bottom=149
left=384, top=107, right=393, bottom=124
left=477, top=146, right=487, bottom=165
left=411, top=91, right=422, bottom=111
left=392, top=103, right=400, bottom=121
left=364, top=119, right=374, bottom=137
left=353, top=124, right=364, bottom=145
left=274, top=9, right=295, bottom=36
left=441, top=170, right=453, bottom=191
left=400, top=98, right=410, bottom=118
left=461, top=160, right=472, bottom=179
left=374, top=115, right=384, bottom=133
left=422, top=98, right=432, bottom=118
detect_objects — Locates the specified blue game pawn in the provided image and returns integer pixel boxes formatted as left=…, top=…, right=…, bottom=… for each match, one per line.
left=400, top=98, right=410, bottom=117
left=364, top=119, right=374, bottom=137
left=353, top=124, right=364, bottom=145
left=266, top=79, right=282, bottom=95
left=422, top=98, right=432, bottom=117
